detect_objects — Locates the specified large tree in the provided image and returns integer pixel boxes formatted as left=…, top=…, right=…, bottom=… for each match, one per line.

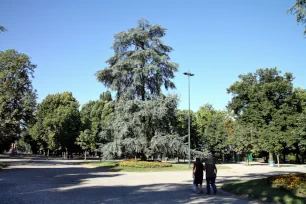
left=176, top=109, right=199, bottom=150
left=288, top=0, right=306, bottom=36
left=76, top=92, right=114, bottom=159
left=196, top=104, right=229, bottom=160
left=31, top=92, right=80, bottom=157
left=0, top=50, right=37, bottom=151
left=96, top=19, right=181, bottom=160
left=96, top=18, right=178, bottom=101
left=227, top=68, right=300, bottom=164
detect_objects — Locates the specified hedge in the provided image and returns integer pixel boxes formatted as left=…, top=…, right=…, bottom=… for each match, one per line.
left=119, top=160, right=172, bottom=168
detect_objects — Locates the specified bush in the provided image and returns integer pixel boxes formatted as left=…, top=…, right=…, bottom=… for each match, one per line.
left=268, top=173, right=306, bottom=197
left=288, top=154, right=296, bottom=163
left=119, top=160, right=172, bottom=168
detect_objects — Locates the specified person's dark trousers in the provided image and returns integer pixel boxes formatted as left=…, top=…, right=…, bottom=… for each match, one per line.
left=206, top=177, right=217, bottom=194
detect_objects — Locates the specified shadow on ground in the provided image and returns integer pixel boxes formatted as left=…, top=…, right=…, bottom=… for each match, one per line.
left=2, top=157, right=305, bottom=204
left=0, top=160, right=251, bottom=204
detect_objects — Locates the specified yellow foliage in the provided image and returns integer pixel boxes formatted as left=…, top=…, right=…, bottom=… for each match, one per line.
left=119, top=160, right=172, bottom=168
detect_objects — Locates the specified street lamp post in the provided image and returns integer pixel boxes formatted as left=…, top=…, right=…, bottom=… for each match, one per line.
left=183, top=72, right=194, bottom=168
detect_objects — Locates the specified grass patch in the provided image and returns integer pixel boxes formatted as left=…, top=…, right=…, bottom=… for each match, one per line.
left=222, top=178, right=306, bottom=204
left=81, top=161, right=230, bottom=172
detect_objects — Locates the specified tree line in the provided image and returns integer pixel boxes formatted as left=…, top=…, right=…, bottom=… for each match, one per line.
left=1, top=1, right=306, bottom=163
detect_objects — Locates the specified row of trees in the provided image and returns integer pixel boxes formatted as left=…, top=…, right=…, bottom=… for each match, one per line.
left=1, top=0, right=306, bottom=163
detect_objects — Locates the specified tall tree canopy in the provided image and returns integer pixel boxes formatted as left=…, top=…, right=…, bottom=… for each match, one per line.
left=176, top=109, right=199, bottom=150
left=0, top=50, right=37, bottom=151
left=196, top=104, right=229, bottom=156
left=31, top=92, right=80, bottom=154
left=96, top=18, right=179, bottom=101
left=100, top=90, right=112, bottom=102
left=289, top=0, right=306, bottom=35
left=76, top=92, right=114, bottom=159
left=95, top=19, right=181, bottom=160
left=227, top=68, right=302, bottom=162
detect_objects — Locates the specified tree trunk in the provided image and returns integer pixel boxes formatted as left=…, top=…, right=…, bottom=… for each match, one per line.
left=222, top=154, right=225, bottom=163
left=283, top=153, right=286, bottom=164
left=237, top=154, right=240, bottom=162
left=84, top=151, right=87, bottom=160
left=47, top=149, right=49, bottom=160
left=247, top=155, right=249, bottom=166
left=177, top=157, right=179, bottom=163
left=66, top=148, right=68, bottom=159
left=296, top=153, right=301, bottom=164
left=269, top=152, right=273, bottom=162
left=277, top=154, right=280, bottom=168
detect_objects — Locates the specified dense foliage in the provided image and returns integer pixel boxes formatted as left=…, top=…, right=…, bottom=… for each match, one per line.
left=227, top=68, right=306, bottom=163
left=2, top=19, right=306, bottom=165
left=29, top=92, right=80, bottom=156
left=0, top=50, right=37, bottom=151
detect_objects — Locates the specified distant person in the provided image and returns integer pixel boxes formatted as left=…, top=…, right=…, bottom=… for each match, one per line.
left=204, top=154, right=217, bottom=195
left=193, top=158, right=204, bottom=194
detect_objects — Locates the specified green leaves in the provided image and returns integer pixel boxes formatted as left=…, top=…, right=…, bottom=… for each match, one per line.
left=227, top=68, right=305, bottom=157
left=288, top=0, right=306, bottom=36
left=99, top=95, right=180, bottom=159
left=31, top=92, right=80, bottom=152
left=96, top=19, right=178, bottom=100
left=0, top=50, right=37, bottom=150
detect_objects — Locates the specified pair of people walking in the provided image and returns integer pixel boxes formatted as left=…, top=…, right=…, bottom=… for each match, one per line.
left=192, top=155, right=217, bottom=195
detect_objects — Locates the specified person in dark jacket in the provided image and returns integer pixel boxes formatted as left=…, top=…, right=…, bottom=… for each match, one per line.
left=193, top=158, right=204, bottom=193
left=204, top=154, right=217, bottom=195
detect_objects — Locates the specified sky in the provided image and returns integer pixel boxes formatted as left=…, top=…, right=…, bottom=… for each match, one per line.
left=1, top=0, right=305, bottom=112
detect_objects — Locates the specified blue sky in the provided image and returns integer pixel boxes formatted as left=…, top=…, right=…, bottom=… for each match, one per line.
left=1, top=0, right=305, bottom=111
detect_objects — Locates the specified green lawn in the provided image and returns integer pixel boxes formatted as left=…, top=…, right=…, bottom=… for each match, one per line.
left=222, top=178, right=306, bottom=204
left=81, top=161, right=230, bottom=172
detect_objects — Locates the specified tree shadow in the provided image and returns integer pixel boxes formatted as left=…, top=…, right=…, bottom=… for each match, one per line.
left=0, top=181, right=249, bottom=204
left=0, top=161, right=250, bottom=204
left=184, top=171, right=304, bottom=186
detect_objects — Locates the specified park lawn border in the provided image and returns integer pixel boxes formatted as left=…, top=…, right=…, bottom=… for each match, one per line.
left=80, top=161, right=231, bottom=172
left=221, top=178, right=306, bottom=204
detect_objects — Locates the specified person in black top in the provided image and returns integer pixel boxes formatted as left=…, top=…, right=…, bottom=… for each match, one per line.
left=192, top=158, right=204, bottom=194
left=204, top=154, right=217, bottom=195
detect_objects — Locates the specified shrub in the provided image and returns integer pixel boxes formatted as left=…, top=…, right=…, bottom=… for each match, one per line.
left=119, top=160, right=172, bottom=168
left=287, top=154, right=296, bottom=163
left=268, top=173, right=306, bottom=197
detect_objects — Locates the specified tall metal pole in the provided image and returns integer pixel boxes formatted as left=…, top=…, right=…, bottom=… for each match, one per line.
left=184, top=72, right=194, bottom=169
left=188, top=74, right=191, bottom=168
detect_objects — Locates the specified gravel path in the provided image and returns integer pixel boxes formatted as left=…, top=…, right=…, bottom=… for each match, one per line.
left=0, top=158, right=305, bottom=204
